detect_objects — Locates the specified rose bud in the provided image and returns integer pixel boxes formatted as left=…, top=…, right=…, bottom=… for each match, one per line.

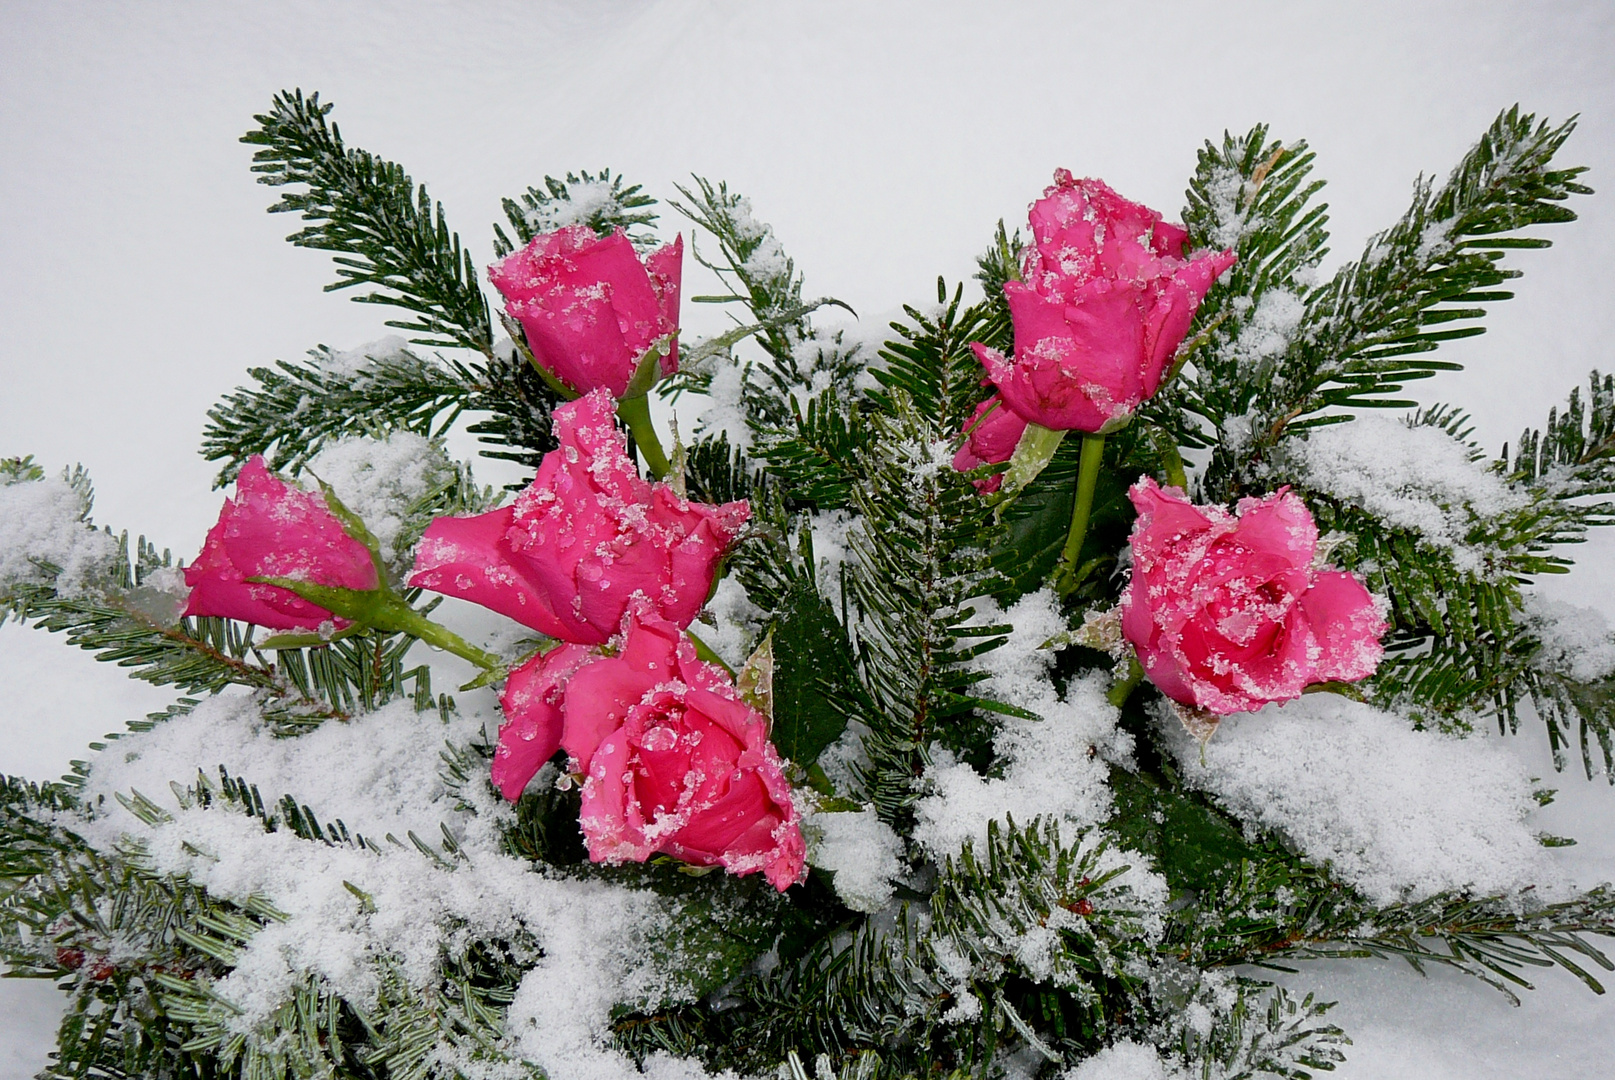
left=972, top=172, right=1235, bottom=433
left=489, top=225, right=682, bottom=399
left=952, top=393, right=1027, bottom=494
left=408, top=389, right=747, bottom=645
left=1120, top=478, right=1386, bottom=716
left=182, top=456, right=379, bottom=631
left=493, top=614, right=806, bottom=892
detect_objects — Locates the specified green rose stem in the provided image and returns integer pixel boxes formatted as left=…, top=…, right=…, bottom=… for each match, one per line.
left=251, top=578, right=507, bottom=675
left=1106, top=654, right=1146, bottom=708
left=618, top=394, right=672, bottom=479
left=1054, top=432, right=1107, bottom=598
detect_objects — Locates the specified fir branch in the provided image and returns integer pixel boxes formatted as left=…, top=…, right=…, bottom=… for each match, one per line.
left=1280, top=107, right=1587, bottom=437
left=1151, top=124, right=1329, bottom=460
left=841, top=397, right=1009, bottom=824
left=869, top=279, right=999, bottom=437
left=673, top=176, right=809, bottom=362
left=201, top=342, right=559, bottom=485
left=1176, top=108, right=1589, bottom=499
left=243, top=89, right=494, bottom=355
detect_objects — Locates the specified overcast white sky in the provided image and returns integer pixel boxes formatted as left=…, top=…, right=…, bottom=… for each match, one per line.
left=3, top=2, right=1615, bottom=1075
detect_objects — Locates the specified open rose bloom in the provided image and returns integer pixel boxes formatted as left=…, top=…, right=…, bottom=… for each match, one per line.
left=494, top=615, right=806, bottom=891
left=490, top=225, right=682, bottom=398
left=1121, top=478, right=1385, bottom=715
left=973, top=172, right=1236, bottom=432
left=408, top=389, right=747, bottom=645
left=183, top=456, right=378, bottom=630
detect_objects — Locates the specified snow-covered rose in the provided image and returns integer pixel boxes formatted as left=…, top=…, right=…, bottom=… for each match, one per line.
left=490, top=224, right=681, bottom=398
left=972, top=172, right=1235, bottom=432
left=182, top=456, right=379, bottom=631
left=494, top=614, right=806, bottom=891
left=1120, top=478, right=1385, bottom=715
left=952, top=393, right=1027, bottom=493
left=408, top=389, right=747, bottom=645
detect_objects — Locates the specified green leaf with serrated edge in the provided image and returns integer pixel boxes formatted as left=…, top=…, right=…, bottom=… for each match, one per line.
left=768, top=582, right=857, bottom=766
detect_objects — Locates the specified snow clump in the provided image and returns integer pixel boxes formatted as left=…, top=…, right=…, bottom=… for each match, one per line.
left=0, top=468, right=119, bottom=597
left=307, top=431, right=458, bottom=564
left=71, top=696, right=727, bottom=1080
left=1161, top=693, right=1561, bottom=904
left=805, top=804, right=904, bottom=913
left=913, top=589, right=1134, bottom=859
left=1291, top=414, right=1526, bottom=572
left=1523, top=592, right=1615, bottom=684
left=1062, top=1041, right=1191, bottom=1080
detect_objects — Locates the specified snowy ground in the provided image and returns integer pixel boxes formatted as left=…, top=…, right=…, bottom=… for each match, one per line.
left=3, top=1, right=1615, bottom=1075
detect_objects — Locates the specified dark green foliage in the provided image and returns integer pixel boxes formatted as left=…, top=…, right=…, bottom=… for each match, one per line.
left=492, top=168, right=658, bottom=256
left=243, top=90, right=493, bottom=355
left=868, top=279, right=998, bottom=437
left=768, top=581, right=860, bottom=767
left=841, top=400, right=1011, bottom=823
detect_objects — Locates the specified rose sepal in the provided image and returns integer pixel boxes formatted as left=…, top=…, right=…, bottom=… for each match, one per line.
left=246, top=575, right=507, bottom=683
left=990, top=420, right=1066, bottom=509
left=619, top=333, right=678, bottom=401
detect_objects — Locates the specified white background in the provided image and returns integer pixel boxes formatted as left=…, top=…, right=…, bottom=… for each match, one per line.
left=2, top=1, right=1614, bottom=1075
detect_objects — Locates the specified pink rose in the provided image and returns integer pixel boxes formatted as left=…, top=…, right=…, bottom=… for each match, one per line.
left=182, top=456, right=379, bottom=631
left=972, top=172, right=1236, bottom=432
left=1120, top=478, right=1385, bottom=715
left=408, top=389, right=747, bottom=645
left=489, top=225, right=682, bottom=398
left=952, top=394, right=1027, bottom=494
left=493, top=614, right=806, bottom=891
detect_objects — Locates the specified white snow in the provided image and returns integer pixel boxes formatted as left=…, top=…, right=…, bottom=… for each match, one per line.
left=804, top=804, right=903, bottom=912
left=1160, top=694, right=1559, bottom=905
left=913, top=591, right=1133, bottom=859
left=1523, top=592, right=1615, bottom=684
left=317, top=336, right=411, bottom=378
left=1062, top=1041, right=1189, bottom=1080
left=522, top=179, right=619, bottom=234
left=694, top=357, right=754, bottom=451
left=66, top=694, right=717, bottom=1079
left=306, top=431, right=455, bottom=563
left=0, top=471, right=119, bottom=598
left=695, top=575, right=764, bottom=668
left=1228, top=287, right=1306, bottom=369
left=5, top=2, right=1615, bottom=1075
left=1291, top=415, right=1526, bottom=571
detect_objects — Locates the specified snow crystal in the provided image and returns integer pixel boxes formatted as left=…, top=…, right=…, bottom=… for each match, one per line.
left=69, top=695, right=725, bottom=1080
left=307, top=432, right=454, bottom=562
left=1523, top=593, right=1615, bottom=684
left=318, top=335, right=410, bottom=377
left=522, top=179, right=619, bottom=234
left=695, top=358, right=753, bottom=452
left=1291, top=414, right=1526, bottom=572
left=1062, top=1041, right=1189, bottom=1080
left=912, top=591, right=1132, bottom=859
left=0, top=471, right=118, bottom=596
left=697, top=576, right=764, bottom=668
left=1228, top=288, right=1305, bottom=369
left=805, top=804, right=903, bottom=912
left=1160, top=694, right=1560, bottom=904
left=807, top=508, right=858, bottom=611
